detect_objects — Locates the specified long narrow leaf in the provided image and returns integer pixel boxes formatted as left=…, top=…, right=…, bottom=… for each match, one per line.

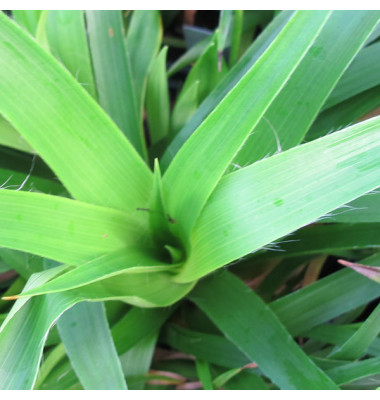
left=12, top=10, right=41, bottom=35
left=323, top=41, right=380, bottom=110
left=162, top=10, right=295, bottom=168
left=86, top=11, right=146, bottom=158
left=0, top=12, right=152, bottom=212
left=0, top=190, right=145, bottom=264
left=45, top=11, right=97, bottom=98
left=189, top=270, right=338, bottom=389
left=177, top=116, right=380, bottom=282
left=120, top=332, right=157, bottom=389
left=17, top=248, right=174, bottom=297
left=271, top=253, right=380, bottom=336
left=233, top=11, right=380, bottom=167
left=326, top=357, right=380, bottom=385
left=57, top=302, right=127, bottom=389
left=146, top=47, right=170, bottom=145
left=125, top=10, right=162, bottom=114
left=0, top=273, right=185, bottom=389
left=329, top=302, right=380, bottom=360
left=163, top=11, right=331, bottom=241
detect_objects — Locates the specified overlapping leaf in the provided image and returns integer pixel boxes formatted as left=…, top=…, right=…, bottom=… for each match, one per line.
left=176, top=116, right=380, bottom=282
left=0, top=12, right=153, bottom=212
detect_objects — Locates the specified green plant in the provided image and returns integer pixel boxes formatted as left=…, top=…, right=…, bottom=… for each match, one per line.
left=1, top=10, right=380, bottom=390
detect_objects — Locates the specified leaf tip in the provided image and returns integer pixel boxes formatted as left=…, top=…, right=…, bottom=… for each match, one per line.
left=2, top=295, right=19, bottom=301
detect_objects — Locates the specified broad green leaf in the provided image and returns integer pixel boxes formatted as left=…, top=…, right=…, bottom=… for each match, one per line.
left=232, top=11, right=380, bottom=168
left=0, top=12, right=152, bottom=212
left=12, top=10, right=41, bottom=35
left=45, top=11, right=97, bottom=98
left=195, top=359, right=214, bottom=390
left=0, top=190, right=145, bottom=264
left=64, top=270, right=194, bottom=307
left=163, top=11, right=331, bottom=242
left=0, top=286, right=77, bottom=389
left=57, top=302, right=127, bottom=389
left=0, top=115, right=34, bottom=153
left=329, top=302, right=380, bottom=360
left=125, top=10, right=162, bottom=117
left=323, top=41, right=380, bottom=110
left=121, top=332, right=157, bottom=389
left=177, top=116, right=380, bottom=282
left=146, top=47, right=170, bottom=145
left=271, top=253, right=380, bottom=336
left=161, top=10, right=295, bottom=168
left=0, top=271, right=186, bottom=389
left=86, top=11, right=146, bottom=158
left=6, top=252, right=193, bottom=307
left=189, top=270, right=338, bottom=389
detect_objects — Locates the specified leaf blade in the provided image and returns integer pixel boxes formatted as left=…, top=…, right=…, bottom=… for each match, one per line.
left=163, top=11, right=331, bottom=240
left=0, top=12, right=152, bottom=212
left=0, top=190, right=145, bottom=264
left=189, top=271, right=338, bottom=389
left=57, top=302, right=127, bottom=389
left=178, top=116, right=380, bottom=282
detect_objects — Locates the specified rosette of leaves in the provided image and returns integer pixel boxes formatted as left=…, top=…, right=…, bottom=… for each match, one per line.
left=1, top=10, right=380, bottom=390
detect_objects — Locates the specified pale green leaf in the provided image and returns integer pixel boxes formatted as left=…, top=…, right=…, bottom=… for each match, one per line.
left=125, top=10, right=162, bottom=116
left=0, top=12, right=153, bottom=212
left=12, top=10, right=41, bottom=35
left=233, top=11, right=380, bottom=168
left=0, top=190, right=145, bottom=264
left=161, top=10, right=295, bottom=168
left=163, top=11, right=331, bottom=242
left=46, top=11, right=97, bottom=98
left=146, top=47, right=170, bottom=145
left=86, top=11, right=146, bottom=157
left=177, top=116, right=380, bottom=282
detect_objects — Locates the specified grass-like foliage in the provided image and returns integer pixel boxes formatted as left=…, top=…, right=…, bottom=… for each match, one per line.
left=0, top=10, right=380, bottom=390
